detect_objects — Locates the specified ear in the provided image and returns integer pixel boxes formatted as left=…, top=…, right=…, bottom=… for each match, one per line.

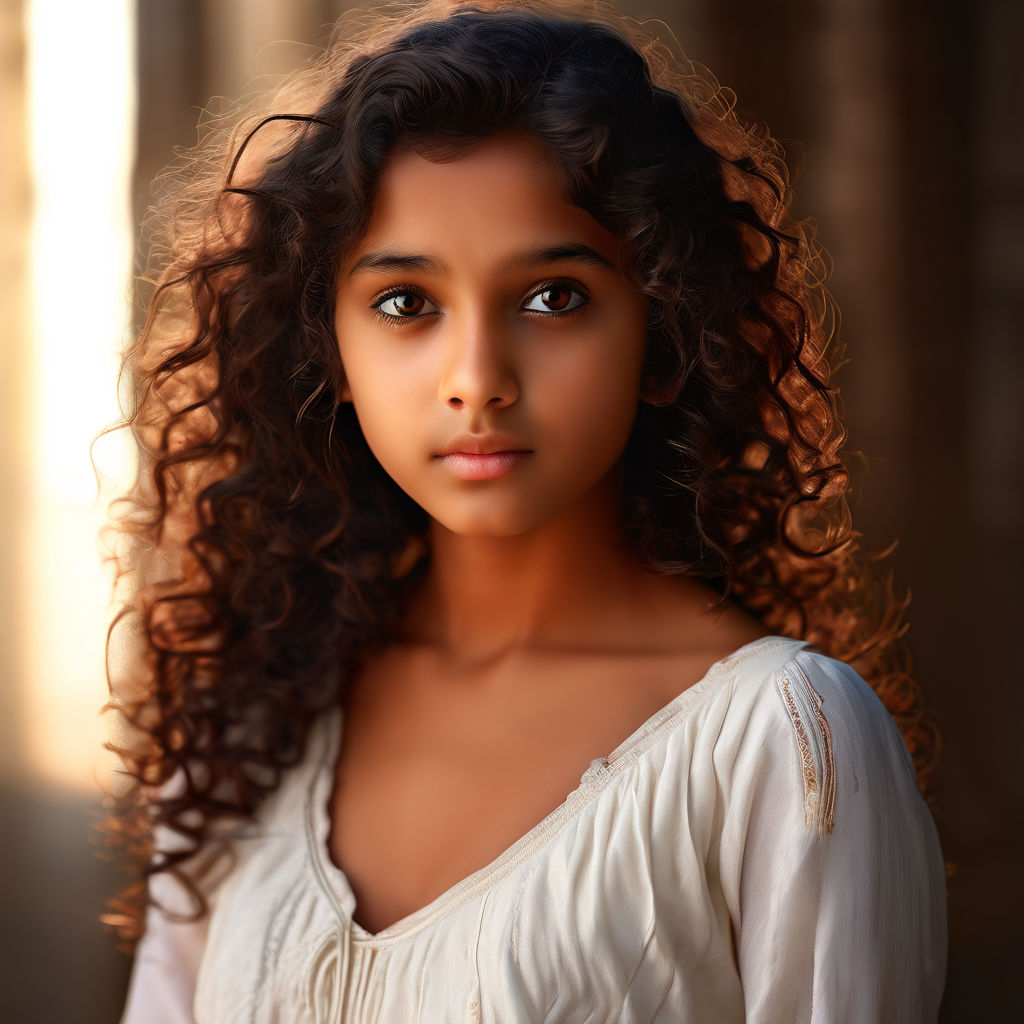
left=338, top=377, right=353, bottom=403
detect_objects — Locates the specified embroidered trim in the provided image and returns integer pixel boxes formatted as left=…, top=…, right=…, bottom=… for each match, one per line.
left=777, top=662, right=836, bottom=838
left=778, top=675, right=817, bottom=823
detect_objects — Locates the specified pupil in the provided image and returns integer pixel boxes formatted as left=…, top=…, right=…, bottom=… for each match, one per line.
left=544, top=287, right=568, bottom=310
left=397, top=294, right=419, bottom=313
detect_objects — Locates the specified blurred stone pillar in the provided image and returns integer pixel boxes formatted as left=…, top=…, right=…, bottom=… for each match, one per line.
left=933, top=0, right=1024, bottom=1016
left=201, top=0, right=340, bottom=100
left=668, top=0, right=910, bottom=541
left=0, top=0, right=29, bottom=783
left=806, top=0, right=908, bottom=544
left=134, top=0, right=351, bottom=248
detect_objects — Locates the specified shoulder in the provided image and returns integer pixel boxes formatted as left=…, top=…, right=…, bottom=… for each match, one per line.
left=707, top=638, right=919, bottom=837
left=710, top=641, right=948, bottom=1015
left=721, top=636, right=909, bottom=765
left=724, top=635, right=887, bottom=723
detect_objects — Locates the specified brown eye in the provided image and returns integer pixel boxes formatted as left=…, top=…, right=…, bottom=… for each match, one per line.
left=374, top=290, right=437, bottom=319
left=524, top=284, right=588, bottom=314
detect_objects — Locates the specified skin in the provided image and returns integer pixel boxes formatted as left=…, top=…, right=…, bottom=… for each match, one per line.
left=336, top=131, right=680, bottom=661
left=331, top=132, right=768, bottom=934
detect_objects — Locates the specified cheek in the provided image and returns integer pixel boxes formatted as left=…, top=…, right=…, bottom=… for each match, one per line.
left=347, top=387, right=408, bottom=462
left=531, top=343, right=645, bottom=469
left=340, top=357, right=431, bottom=478
left=543, top=329, right=646, bottom=415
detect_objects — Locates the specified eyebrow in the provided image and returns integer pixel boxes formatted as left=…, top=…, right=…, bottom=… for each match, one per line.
left=345, top=242, right=618, bottom=279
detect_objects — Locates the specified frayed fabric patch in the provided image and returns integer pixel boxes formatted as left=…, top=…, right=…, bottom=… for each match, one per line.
left=776, top=662, right=836, bottom=838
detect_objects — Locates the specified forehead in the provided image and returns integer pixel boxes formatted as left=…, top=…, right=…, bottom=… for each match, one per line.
left=339, top=132, right=629, bottom=275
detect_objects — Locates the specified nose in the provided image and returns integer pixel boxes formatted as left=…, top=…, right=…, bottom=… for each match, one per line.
left=438, top=313, right=519, bottom=413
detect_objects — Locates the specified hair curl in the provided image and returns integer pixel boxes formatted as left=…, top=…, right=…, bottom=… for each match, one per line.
left=97, top=0, right=938, bottom=952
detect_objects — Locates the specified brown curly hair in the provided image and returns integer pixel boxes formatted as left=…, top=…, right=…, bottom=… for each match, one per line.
left=96, top=0, right=938, bottom=952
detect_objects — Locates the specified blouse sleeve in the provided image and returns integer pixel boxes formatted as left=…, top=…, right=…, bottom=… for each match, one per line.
left=118, top=855, right=212, bottom=1024
left=718, top=647, right=947, bottom=1023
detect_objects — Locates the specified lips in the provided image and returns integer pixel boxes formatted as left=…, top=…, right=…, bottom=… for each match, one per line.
left=435, top=434, right=530, bottom=456
left=436, top=450, right=531, bottom=481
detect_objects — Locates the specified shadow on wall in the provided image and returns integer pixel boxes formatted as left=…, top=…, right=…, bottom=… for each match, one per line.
left=0, top=784, right=131, bottom=1023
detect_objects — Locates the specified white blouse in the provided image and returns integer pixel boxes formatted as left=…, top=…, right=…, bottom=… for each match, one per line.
left=119, top=635, right=947, bottom=1023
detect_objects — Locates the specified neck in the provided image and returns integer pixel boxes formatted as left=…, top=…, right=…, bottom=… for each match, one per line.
left=401, top=470, right=661, bottom=667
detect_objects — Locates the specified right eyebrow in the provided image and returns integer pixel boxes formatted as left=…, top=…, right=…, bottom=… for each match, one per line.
left=346, top=250, right=443, bottom=279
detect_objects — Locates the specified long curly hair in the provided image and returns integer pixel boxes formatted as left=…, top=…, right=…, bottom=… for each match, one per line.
left=97, top=0, right=938, bottom=951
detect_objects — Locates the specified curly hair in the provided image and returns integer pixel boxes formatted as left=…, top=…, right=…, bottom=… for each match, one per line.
left=97, top=0, right=938, bottom=951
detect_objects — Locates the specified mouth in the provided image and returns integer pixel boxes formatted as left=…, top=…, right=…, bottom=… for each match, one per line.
left=434, top=450, right=532, bottom=481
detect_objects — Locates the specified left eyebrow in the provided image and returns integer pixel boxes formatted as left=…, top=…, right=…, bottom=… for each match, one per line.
left=499, top=243, right=618, bottom=274
left=346, top=241, right=619, bottom=279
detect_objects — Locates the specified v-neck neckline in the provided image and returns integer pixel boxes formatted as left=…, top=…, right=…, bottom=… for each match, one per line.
left=305, top=634, right=807, bottom=947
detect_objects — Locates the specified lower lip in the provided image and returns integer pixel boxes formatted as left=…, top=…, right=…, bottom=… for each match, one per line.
left=436, top=451, right=531, bottom=481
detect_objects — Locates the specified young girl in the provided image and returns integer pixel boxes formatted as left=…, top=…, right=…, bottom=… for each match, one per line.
left=105, top=1, right=947, bottom=1020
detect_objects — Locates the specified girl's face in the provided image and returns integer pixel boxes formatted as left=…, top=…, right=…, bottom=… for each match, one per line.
left=334, top=132, right=651, bottom=537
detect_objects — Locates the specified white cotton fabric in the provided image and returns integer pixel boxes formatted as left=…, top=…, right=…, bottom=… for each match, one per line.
left=119, top=636, right=947, bottom=1023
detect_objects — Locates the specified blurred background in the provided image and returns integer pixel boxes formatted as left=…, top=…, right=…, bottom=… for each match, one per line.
left=0, top=0, right=1020, bottom=1020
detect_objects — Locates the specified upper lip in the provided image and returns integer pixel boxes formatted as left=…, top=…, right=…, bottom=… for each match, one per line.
left=436, top=434, right=531, bottom=456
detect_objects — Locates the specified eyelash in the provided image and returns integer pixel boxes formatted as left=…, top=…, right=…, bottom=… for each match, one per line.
left=368, top=279, right=591, bottom=325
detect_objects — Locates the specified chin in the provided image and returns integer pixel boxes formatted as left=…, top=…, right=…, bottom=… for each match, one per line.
left=426, top=500, right=554, bottom=539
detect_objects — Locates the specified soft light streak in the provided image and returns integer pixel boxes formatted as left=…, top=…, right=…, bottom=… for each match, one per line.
left=25, top=0, right=137, bottom=791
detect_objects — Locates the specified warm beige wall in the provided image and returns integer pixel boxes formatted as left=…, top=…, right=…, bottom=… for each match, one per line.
left=2, top=3, right=138, bottom=1019
left=0, top=0, right=29, bottom=785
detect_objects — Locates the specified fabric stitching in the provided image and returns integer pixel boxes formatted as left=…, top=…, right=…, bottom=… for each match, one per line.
left=776, top=662, right=836, bottom=839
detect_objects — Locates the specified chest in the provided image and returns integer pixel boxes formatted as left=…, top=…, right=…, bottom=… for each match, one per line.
left=198, top=698, right=745, bottom=1023
left=326, top=648, right=717, bottom=936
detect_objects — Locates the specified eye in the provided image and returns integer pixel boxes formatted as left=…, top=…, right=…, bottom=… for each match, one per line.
left=523, top=283, right=589, bottom=316
left=371, top=288, right=439, bottom=321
